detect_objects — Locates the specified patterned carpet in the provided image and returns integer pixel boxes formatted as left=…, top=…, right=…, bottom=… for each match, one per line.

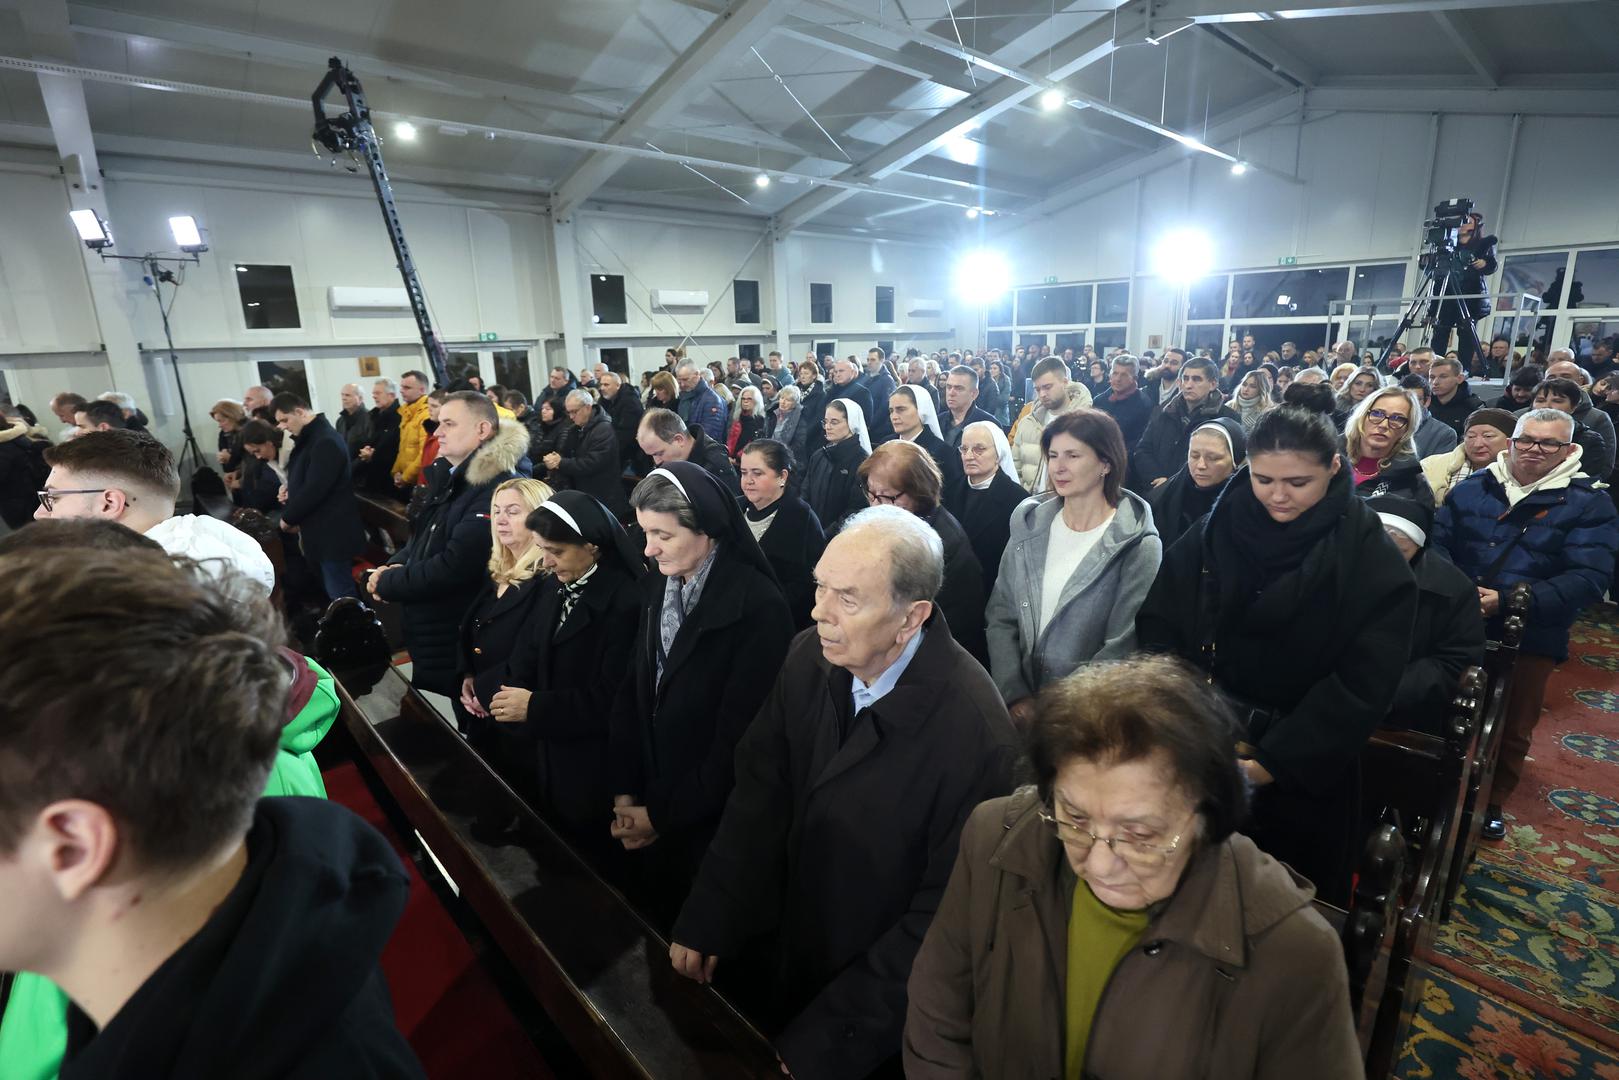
left=1395, top=607, right=1619, bottom=1078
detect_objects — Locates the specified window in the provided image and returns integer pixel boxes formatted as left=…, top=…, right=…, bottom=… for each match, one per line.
left=1093, top=327, right=1126, bottom=352
left=875, top=285, right=895, bottom=324
left=987, top=292, right=1013, bottom=327
left=256, top=359, right=309, bottom=402
left=446, top=351, right=481, bottom=385
left=814, top=341, right=836, bottom=363
left=734, top=279, right=760, bottom=324
left=235, top=264, right=300, bottom=329
left=1186, top=276, right=1229, bottom=321
left=986, top=331, right=1012, bottom=353
left=1018, top=333, right=1048, bottom=350
left=1231, top=267, right=1348, bottom=320
left=493, top=349, right=532, bottom=399
left=1249, top=321, right=1331, bottom=358
left=810, top=283, right=833, bottom=324
left=1570, top=319, right=1619, bottom=361
left=876, top=340, right=895, bottom=359
left=598, top=347, right=629, bottom=374
left=738, top=343, right=761, bottom=363
left=1571, top=249, right=1619, bottom=309
left=1498, top=252, right=1570, bottom=310
left=1017, top=285, right=1089, bottom=326
left=591, top=274, right=626, bottom=324
left=1185, top=324, right=1224, bottom=353
left=1095, top=282, right=1129, bottom=323
left=1350, top=263, right=1407, bottom=313
left=1054, top=331, right=1086, bottom=355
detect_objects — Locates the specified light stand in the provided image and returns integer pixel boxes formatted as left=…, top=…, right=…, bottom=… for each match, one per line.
left=70, top=211, right=209, bottom=478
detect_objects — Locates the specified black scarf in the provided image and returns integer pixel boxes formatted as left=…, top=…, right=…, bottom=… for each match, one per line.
left=1209, top=464, right=1351, bottom=615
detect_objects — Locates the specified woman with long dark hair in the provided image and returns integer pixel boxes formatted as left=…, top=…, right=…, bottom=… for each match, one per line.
left=1136, top=406, right=1416, bottom=906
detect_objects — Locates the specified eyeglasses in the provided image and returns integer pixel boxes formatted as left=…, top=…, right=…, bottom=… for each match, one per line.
left=1513, top=436, right=1572, bottom=453
left=1037, top=806, right=1189, bottom=871
left=37, top=487, right=124, bottom=513
left=1364, top=409, right=1410, bottom=430
left=863, top=485, right=902, bottom=505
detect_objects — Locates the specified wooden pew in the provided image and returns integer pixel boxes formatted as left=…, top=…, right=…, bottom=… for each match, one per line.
left=1311, top=817, right=1405, bottom=1064
left=1442, top=581, right=1529, bottom=922
left=356, top=491, right=412, bottom=560
left=1358, top=666, right=1486, bottom=1078
left=324, top=663, right=781, bottom=1079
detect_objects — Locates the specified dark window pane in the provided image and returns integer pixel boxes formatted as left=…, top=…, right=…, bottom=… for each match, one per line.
left=1571, top=249, right=1619, bottom=309
left=1018, top=333, right=1048, bottom=350
left=810, top=283, right=833, bottom=324
left=1185, top=324, right=1225, bottom=353
left=1498, top=252, right=1569, bottom=310
left=1017, top=284, right=1090, bottom=326
left=1096, top=282, right=1129, bottom=322
left=256, top=359, right=308, bottom=401
left=598, top=347, right=629, bottom=374
left=986, top=330, right=1012, bottom=353
left=1350, top=263, right=1406, bottom=315
left=877, top=340, right=895, bottom=358
left=1244, top=321, right=1332, bottom=358
left=987, top=292, right=1013, bottom=326
left=1186, top=276, right=1229, bottom=321
left=1093, top=326, right=1126, bottom=351
left=591, top=274, right=626, bottom=324
left=1570, top=319, right=1619, bottom=361
left=493, top=349, right=532, bottom=399
left=734, top=279, right=760, bottom=323
left=738, top=343, right=761, bottom=362
left=875, top=285, right=895, bottom=324
left=814, top=341, right=836, bottom=362
left=236, top=264, right=300, bottom=329
left=446, top=352, right=481, bottom=385
left=1231, top=267, right=1348, bottom=319
left=1054, top=331, right=1086, bottom=355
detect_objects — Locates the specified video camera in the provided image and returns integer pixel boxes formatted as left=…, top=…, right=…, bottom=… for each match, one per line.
left=1418, top=197, right=1476, bottom=279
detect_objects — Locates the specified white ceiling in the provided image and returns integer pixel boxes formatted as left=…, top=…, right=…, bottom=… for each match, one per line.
left=0, top=0, right=1613, bottom=238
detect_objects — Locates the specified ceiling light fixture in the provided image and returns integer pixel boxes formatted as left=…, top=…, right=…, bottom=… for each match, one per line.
left=1230, top=161, right=1248, bottom=175
left=393, top=121, right=417, bottom=142
left=755, top=173, right=770, bottom=188
left=1040, top=88, right=1065, bottom=112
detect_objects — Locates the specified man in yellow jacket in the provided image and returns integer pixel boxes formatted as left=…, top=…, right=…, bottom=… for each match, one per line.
left=390, top=369, right=432, bottom=488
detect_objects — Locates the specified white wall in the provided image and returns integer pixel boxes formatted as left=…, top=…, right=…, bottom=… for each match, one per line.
left=995, top=110, right=1619, bottom=354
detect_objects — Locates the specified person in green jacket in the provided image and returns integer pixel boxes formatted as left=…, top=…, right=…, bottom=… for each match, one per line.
left=0, top=650, right=341, bottom=1080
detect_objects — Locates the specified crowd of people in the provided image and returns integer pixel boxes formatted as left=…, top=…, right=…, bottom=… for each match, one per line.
left=2, top=324, right=1615, bottom=1080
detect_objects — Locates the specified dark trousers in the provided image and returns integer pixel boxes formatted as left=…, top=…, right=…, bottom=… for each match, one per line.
left=1493, top=652, right=1559, bottom=804
left=317, top=558, right=359, bottom=601
left=1431, top=304, right=1485, bottom=375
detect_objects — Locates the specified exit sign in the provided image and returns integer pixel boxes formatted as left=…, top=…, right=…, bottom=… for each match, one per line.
left=1044, top=275, right=1058, bottom=284
left=478, top=331, right=499, bottom=342
left=1277, top=256, right=1297, bottom=266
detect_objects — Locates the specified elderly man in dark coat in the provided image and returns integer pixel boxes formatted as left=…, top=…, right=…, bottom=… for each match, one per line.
left=272, top=393, right=365, bottom=600
left=368, top=392, right=529, bottom=694
left=669, top=506, right=1018, bottom=1080
left=543, top=390, right=630, bottom=520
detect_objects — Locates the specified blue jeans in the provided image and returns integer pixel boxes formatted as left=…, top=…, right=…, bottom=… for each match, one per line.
left=318, top=559, right=359, bottom=600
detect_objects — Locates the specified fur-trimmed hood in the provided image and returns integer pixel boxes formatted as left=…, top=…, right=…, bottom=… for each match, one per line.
left=464, top=418, right=531, bottom=487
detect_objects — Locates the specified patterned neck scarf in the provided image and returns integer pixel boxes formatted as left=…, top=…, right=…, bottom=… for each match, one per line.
left=555, top=563, right=599, bottom=637
left=656, top=544, right=719, bottom=686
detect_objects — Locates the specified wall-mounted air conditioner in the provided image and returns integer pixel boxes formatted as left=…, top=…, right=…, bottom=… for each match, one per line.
left=908, top=298, right=943, bottom=316
left=650, top=289, right=710, bottom=312
left=328, top=286, right=412, bottom=315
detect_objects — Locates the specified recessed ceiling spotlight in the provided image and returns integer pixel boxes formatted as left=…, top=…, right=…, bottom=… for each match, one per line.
left=1040, top=88, right=1066, bottom=112
left=1230, top=161, right=1248, bottom=175
left=393, top=121, right=417, bottom=141
left=755, top=173, right=770, bottom=188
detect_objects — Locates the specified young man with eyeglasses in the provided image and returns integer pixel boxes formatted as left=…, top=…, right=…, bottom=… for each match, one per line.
left=1434, top=408, right=1619, bottom=840
left=34, top=429, right=275, bottom=597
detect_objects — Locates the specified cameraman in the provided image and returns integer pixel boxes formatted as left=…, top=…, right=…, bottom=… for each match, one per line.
left=1429, top=211, right=1497, bottom=377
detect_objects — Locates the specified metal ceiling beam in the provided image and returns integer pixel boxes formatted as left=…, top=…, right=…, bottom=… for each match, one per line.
left=1146, top=0, right=1605, bottom=22
left=1429, top=11, right=1500, bottom=88
left=1200, top=25, right=1315, bottom=87
left=1305, top=84, right=1619, bottom=115
left=551, top=0, right=788, bottom=219
left=773, top=9, right=1137, bottom=230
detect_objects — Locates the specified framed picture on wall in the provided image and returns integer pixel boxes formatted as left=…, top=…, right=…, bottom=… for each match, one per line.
left=358, top=356, right=381, bottom=377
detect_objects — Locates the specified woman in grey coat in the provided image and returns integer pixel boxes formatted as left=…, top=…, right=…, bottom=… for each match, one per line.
left=986, top=410, right=1162, bottom=725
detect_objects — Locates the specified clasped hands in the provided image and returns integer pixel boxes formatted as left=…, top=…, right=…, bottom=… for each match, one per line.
left=610, top=794, right=657, bottom=850
left=543, top=452, right=562, bottom=471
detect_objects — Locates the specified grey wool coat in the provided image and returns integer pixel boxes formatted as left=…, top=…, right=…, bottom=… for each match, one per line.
left=985, top=490, right=1162, bottom=704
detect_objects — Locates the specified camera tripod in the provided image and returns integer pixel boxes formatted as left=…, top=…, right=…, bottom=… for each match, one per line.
left=1375, top=262, right=1478, bottom=373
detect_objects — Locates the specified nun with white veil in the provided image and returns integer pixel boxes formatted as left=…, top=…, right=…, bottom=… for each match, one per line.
left=954, top=419, right=1028, bottom=594
left=888, top=383, right=964, bottom=494
left=802, top=396, right=871, bottom=533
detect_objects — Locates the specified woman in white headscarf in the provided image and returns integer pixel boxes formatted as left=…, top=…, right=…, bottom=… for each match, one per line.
left=802, top=397, right=870, bottom=533
left=889, top=383, right=964, bottom=494
left=955, top=419, right=1028, bottom=594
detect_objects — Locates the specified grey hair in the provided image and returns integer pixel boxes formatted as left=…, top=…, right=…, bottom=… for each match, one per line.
left=373, top=377, right=400, bottom=396
left=564, top=389, right=594, bottom=410
left=99, top=391, right=137, bottom=411
left=674, top=360, right=699, bottom=377
left=628, top=472, right=701, bottom=532
left=1548, top=348, right=1576, bottom=365
left=1516, top=407, right=1576, bottom=440
left=777, top=384, right=802, bottom=406
left=341, top=382, right=364, bottom=396
left=839, top=505, right=944, bottom=605
left=1292, top=367, right=1328, bottom=385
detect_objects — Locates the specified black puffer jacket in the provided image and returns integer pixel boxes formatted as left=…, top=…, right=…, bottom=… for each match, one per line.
left=803, top=436, right=868, bottom=534
left=0, top=418, right=48, bottom=528
left=375, top=420, right=529, bottom=693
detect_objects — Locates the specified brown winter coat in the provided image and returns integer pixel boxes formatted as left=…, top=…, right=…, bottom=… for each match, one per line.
left=903, top=788, right=1361, bottom=1080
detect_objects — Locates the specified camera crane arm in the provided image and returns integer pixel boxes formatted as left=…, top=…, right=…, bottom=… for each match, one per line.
left=312, top=57, right=449, bottom=388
